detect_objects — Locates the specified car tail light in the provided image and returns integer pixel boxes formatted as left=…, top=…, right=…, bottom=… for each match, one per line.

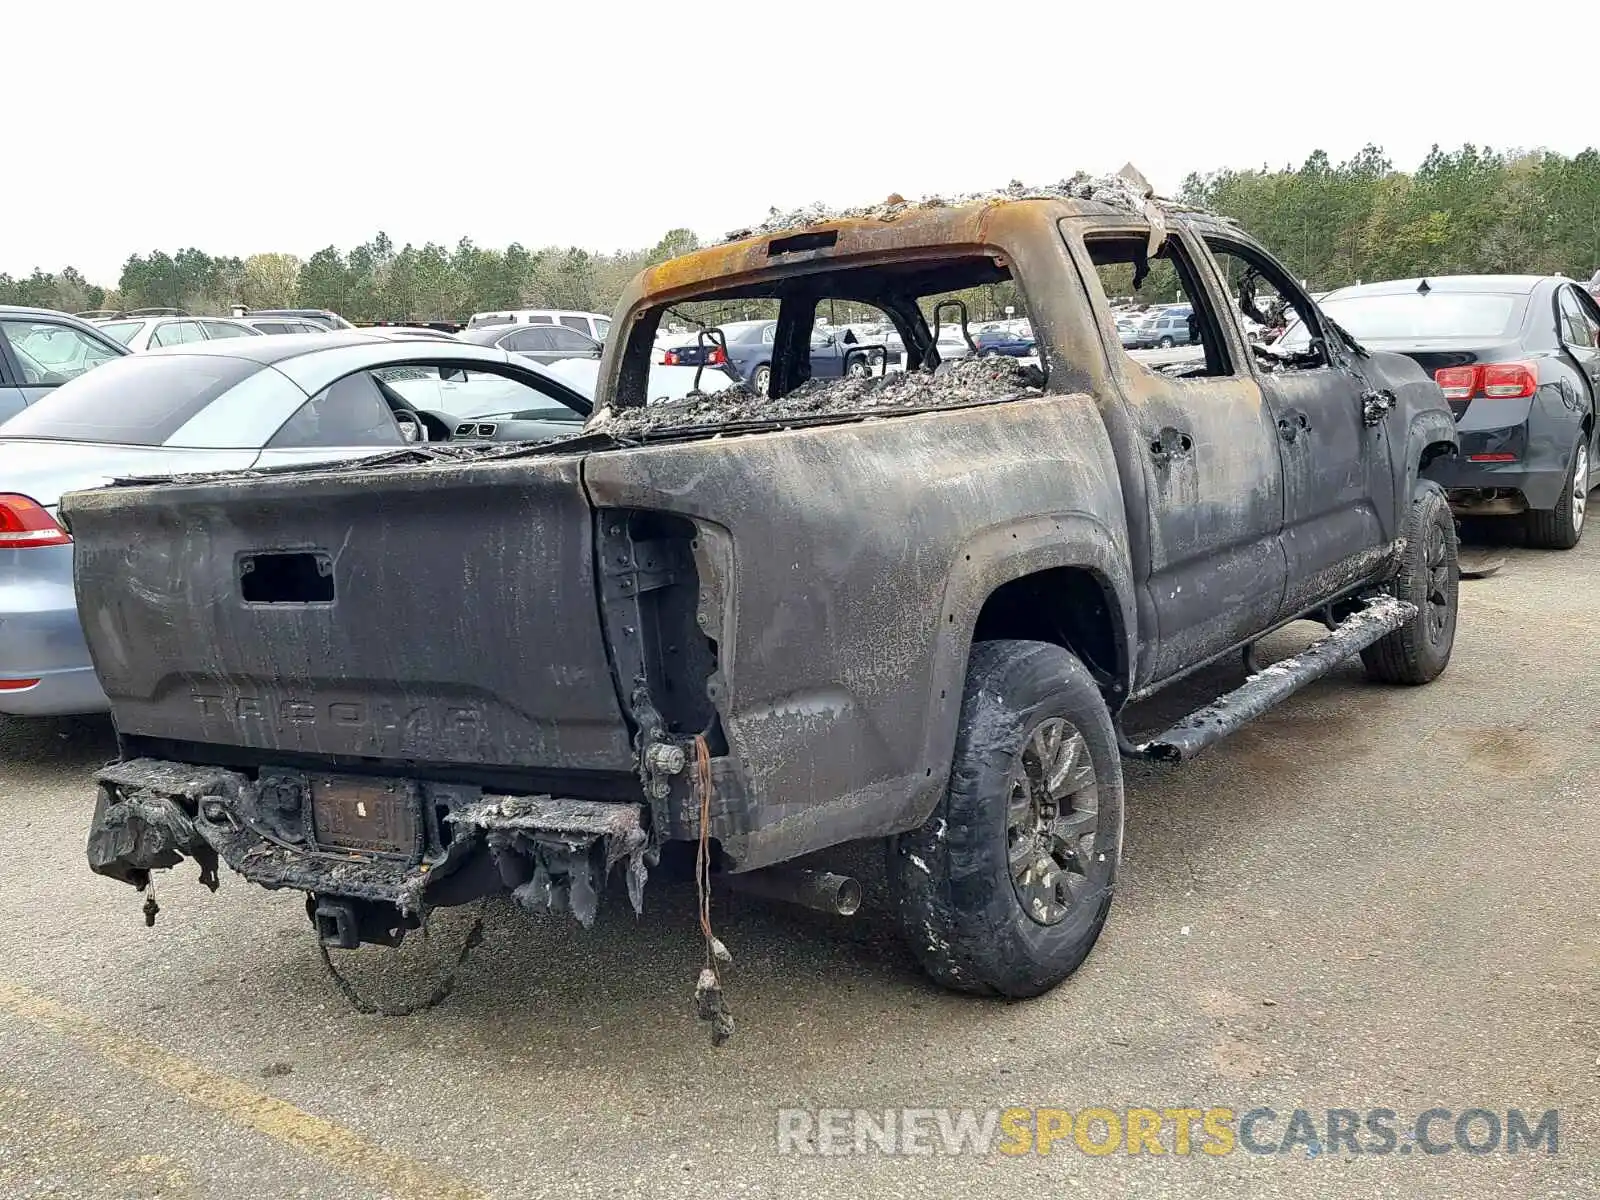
left=1433, top=363, right=1538, bottom=402
left=707, top=347, right=727, bottom=365
left=662, top=349, right=680, bottom=365
left=1480, top=362, right=1537, bottom=399
left=0, top=494, right=71, bottom=548
left=0, top=678, right=40, bottom=691
left=1467, top=453, right=1519, bottom=462
left=1432, top=366, right=1477, bottom=401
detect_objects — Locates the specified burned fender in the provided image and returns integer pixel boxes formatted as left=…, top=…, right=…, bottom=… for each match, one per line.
left=1405, top=403, right=1460, bottom=491
left=908, top=510, right=1135, bottom=829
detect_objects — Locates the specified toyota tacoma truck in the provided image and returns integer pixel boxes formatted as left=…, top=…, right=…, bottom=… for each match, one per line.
left=70, top=174, right=1461, bottom=1003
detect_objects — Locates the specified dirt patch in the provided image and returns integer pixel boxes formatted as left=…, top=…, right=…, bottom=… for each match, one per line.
left=1427, top=725, right=1577, bottom=780
left=1194, top=986, right=1255, bottom=1020
left=589, top=356, right=1047, bottom=437
left=1208, top=1036, right=1269, bottom=1081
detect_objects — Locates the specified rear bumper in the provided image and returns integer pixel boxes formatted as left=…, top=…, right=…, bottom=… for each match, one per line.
left=87, top=759, right=651, bottom=942
left=1425, top=421, right=1570, bottom=513
left=1432, top=463, right=1567, bottom=513
left=0, top=553, right=107, bottom=715
left=0, top=665, right=107, bottom=716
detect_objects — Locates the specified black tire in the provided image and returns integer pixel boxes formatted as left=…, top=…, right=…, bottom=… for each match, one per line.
left=1158, top=335, right=1175, bottom=348
left=889, top=640, right=1123, bottom=998
left=1361, top=483, right=1459, bottom=685
left=751, top=363, right=771, bottom=396
left=846, top=356, right=871, bottom=379
left=1525, top=434, right=1589, bottom=550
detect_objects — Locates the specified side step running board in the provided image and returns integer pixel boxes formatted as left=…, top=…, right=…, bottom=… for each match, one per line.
left=1121, top=594, right=1416, bottom=762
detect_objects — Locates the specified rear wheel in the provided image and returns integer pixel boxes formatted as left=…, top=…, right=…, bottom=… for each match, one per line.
left=846, top=356, right=872, bottom=379
left=889, top=641, right=1122, bottom=997
left=751, top=363, right=771, bottom=396
left=1525, top=435, right=1589, bottom=549
left=1362, top=484, right=1458, bottom=685
left=1158, top=335, right=1175, bottom=348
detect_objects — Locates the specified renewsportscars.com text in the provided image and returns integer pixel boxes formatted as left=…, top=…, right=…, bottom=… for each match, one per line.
left=776, top=1106, right=1559, bottom=1158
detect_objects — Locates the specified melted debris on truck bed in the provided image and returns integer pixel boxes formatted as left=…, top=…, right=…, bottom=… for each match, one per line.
left=591, top=356, right=1047, bottom=438
left=100, top=438, right=598, bottom=488
left=722, top=164, right=1223, bottom=243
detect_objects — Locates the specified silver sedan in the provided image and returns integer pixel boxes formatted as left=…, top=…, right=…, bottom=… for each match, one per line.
left=0, top=332, right=594, bottom=716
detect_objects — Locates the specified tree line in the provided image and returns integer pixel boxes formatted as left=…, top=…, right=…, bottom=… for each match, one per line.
left=4, top=145, right=1598, bottom=323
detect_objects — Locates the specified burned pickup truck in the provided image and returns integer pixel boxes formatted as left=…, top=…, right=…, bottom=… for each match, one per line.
left=70, top=174, right=1460, bottom=1010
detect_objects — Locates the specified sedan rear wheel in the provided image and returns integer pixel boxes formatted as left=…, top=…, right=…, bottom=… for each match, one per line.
left=1526, top=435, right=1589, bottom=549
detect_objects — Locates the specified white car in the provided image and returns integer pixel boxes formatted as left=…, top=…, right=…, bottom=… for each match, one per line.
left=930, top=324, right=975, bottom=361
left=93, top=315, right=264, bottom=352
left=543, top=357, right=736, bottom=404
left=464, top=309, right=613, bottom=342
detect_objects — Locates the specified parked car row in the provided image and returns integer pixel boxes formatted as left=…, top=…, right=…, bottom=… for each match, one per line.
left=659, top=318, right=906, bottom=394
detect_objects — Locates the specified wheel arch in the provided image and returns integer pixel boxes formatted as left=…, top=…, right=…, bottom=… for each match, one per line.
left=906, top=514, right=1136, bottom=833
left=1407, top=404, right=1459, bottom=495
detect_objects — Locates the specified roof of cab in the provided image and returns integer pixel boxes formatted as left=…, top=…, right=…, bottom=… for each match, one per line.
left=629, top=184, right=1218, bottom=307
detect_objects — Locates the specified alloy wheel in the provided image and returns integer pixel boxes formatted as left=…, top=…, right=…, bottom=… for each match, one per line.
left=1574, top=443, right=1589, bottom=532
left=1005, top=717, right=1099, bottom=926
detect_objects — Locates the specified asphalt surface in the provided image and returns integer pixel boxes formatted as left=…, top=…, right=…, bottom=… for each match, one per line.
left=1, top=534, right=1595, bottom=1198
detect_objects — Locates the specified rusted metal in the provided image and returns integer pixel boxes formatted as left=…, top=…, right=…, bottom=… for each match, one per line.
left=309, top=775, right=419, bottom=857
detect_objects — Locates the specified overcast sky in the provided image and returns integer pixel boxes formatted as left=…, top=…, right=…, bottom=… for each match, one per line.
left=11, top=0, right=1592, bottom=284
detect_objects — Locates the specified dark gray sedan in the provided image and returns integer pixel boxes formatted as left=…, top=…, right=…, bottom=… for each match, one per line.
left=1280, top=274, right=1600, bottom=547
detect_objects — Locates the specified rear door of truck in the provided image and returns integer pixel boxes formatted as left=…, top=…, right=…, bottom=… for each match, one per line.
left=1198, top=234, right=1398, bottom=620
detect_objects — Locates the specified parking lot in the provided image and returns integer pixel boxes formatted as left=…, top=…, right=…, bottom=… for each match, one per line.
left=0, top=532, right=1593, bottom=1199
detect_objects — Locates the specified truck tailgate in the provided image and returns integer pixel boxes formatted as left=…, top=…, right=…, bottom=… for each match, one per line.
left=62, top=455, right=635, bottom=770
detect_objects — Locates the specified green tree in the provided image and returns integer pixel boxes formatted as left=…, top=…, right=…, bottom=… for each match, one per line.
left=37, top=143, right=1600, bottom=326
left=242, top=253, right=303, bottom=308
left=296, top=246, right=349, bottom=312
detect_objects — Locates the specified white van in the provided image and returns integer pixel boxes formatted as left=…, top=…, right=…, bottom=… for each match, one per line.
left=466, top=309, right=612, bottom=341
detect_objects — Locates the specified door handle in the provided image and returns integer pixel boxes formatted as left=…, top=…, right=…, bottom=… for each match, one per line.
left=1150, top=426, right=1194, bottom=464
left=1277, top=411, right=1310, bottom=443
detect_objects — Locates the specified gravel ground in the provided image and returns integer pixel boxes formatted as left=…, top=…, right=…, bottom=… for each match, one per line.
left=0, top=534, right=1594, bottom=1198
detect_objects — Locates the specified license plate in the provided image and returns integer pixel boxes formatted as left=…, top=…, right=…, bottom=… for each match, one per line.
left=309, top=775, right=419, bottom=856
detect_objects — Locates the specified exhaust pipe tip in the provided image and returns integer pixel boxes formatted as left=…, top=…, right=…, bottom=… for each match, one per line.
left=831, top=875, right=863, bottom=917
left=721, top=868, right=863, bottom=916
